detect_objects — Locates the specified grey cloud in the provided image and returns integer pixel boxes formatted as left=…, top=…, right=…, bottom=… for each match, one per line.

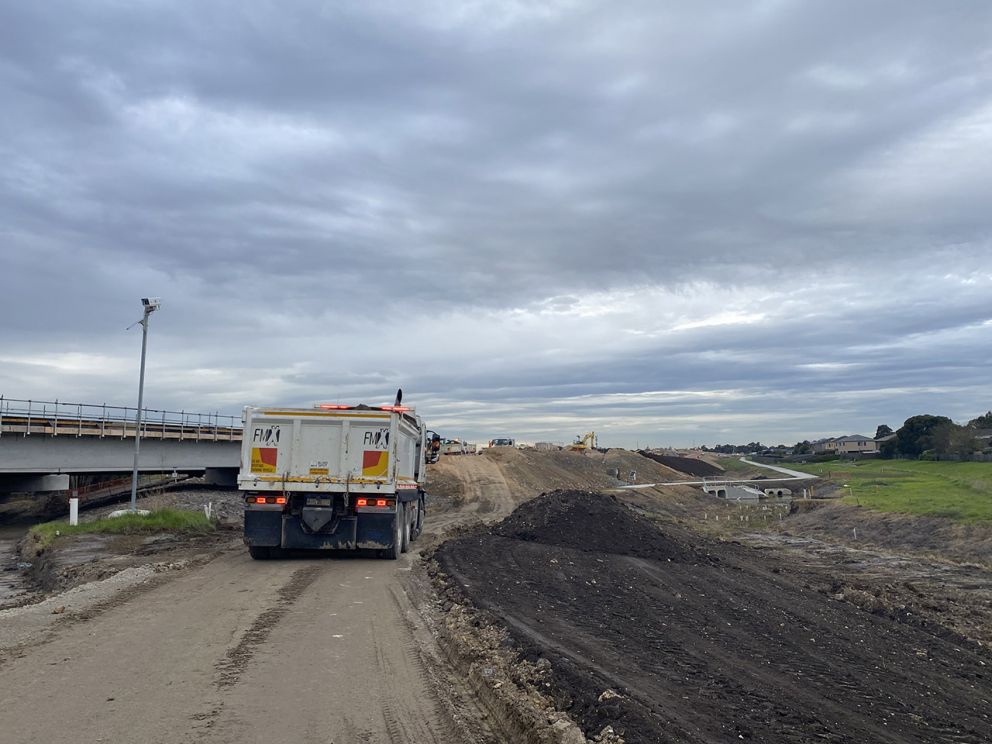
left=1, top=1, right=991, bottom=445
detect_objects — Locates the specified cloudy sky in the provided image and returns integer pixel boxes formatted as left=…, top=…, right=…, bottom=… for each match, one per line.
left=1, top=1, right=990, bottom=447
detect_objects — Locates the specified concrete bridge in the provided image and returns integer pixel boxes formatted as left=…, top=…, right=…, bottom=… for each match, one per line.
left=0, top=397, right=242, bottom=492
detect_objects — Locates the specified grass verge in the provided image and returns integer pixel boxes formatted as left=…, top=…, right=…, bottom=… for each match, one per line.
left=29, top=508, right=216, bottom=552
left=783, top=460, right=992, bottom=523
left=711, top=456, right=761, bottom=475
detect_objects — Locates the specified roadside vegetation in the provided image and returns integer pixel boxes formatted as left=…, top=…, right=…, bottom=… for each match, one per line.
left=785, top=460, right=992, bottom=523
left=28, top=508, right=216, bottom=552
left=711, top=456, right=758, bottom=475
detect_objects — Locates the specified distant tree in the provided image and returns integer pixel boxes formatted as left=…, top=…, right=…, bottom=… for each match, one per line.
left=874, top=424, right=893, bottom=439
left=879, top=437, right=898, bottom=459
left=967, top=411, right=992, bottom=429
left=931, top=422, right=978, bottom=459
left=793, top=440, right=812, bottom=455
left=895, top=415, right=954, bottom=458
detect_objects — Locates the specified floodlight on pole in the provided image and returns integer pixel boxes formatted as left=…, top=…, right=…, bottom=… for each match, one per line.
left=129, top=298, right=161, bottom=512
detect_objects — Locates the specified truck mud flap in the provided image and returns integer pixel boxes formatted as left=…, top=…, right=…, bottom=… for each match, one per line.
left=282, top=515, right=358, bottom=550
left=356, top=513, right=398, bottom=550
left=244, top=510, right=283, bottom=547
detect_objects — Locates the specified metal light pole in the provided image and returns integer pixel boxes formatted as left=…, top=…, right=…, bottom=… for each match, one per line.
left=129, top=298, right=161, bottom=512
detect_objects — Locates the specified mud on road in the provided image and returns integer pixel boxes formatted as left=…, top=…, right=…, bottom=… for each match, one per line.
left=437, top=490, right=992, bottom=744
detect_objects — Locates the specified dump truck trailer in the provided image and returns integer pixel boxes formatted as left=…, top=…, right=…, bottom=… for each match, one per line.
left=238, top=398, right=428, bottom=560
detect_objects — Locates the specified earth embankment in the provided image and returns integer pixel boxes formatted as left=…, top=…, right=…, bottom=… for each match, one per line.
left=437, top=490, right=992, bottom=744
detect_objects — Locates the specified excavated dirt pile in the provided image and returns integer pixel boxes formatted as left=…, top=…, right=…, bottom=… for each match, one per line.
left=637, top=451, right=723, bottom=478
left=436, top=490, right=992, bottom=744
left=490, top=489, right=711, bottom=564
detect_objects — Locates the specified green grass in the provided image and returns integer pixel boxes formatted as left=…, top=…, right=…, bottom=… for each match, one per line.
left=29, top=508, right=216, bottom=551
left=782, top=460, right=992, bottom=523
left=711, top=457, right=758, bottom=474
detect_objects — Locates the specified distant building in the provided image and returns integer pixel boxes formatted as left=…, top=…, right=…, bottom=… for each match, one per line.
left=812, top=435, right=879, bottom=455
left=833, top=435, right=878, bottom=454
left=812, top=437, right=838, bottom=454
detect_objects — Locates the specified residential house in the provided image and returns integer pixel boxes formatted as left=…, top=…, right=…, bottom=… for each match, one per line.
left=833, top=435, right=878, bottom=454
left=812, top=435, right=879, bottom=455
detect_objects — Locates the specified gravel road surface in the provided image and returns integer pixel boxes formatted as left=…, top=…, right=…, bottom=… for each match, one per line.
left=0, top=547, right=470, bottom=744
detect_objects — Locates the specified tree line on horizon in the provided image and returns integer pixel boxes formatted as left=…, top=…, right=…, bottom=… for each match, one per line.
left=704, top=411, right=992, bottom=460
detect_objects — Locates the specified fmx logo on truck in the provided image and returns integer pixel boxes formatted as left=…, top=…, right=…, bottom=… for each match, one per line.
left=238, top=390, right=430, bottom=560
left=250, top=425, right=281, bottom=474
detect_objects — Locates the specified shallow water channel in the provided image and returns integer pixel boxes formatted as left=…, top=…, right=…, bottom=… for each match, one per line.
left=0, top=523, right=35, bottom=607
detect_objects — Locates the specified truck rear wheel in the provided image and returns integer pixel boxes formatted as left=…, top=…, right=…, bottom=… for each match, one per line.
left=401, top=503, right=411, bottom=554
left=381, top=507, right=403, bottom=560
left=248, top=545, right=271, bottom=560
left=412, top=497, right=424, bottom=540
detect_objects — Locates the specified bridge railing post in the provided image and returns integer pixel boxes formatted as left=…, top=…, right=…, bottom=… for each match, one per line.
left=25, top=399, right=31, bottom=438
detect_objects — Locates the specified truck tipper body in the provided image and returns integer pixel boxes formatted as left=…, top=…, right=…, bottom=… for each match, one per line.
left=238, top=400, right=428, bottom=559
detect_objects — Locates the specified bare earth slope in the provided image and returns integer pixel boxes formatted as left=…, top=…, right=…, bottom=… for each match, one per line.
left=438, top=491, right=992, bottom=744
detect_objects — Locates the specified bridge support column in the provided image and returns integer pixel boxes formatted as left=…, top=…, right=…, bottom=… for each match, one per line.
left=204, top=468, right=238, bottom=487
left=0, top=474, right=71, bottom=493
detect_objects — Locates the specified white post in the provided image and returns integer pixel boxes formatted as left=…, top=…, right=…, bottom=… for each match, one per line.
left=69, top=497, right=79, bottom=526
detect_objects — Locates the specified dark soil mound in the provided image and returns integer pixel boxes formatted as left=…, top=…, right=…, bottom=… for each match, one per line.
left=637, top=451, right=723, bottom=477
left=490, top=489, right=705, bottom=563
left=437, top=491, right=992, bottom=744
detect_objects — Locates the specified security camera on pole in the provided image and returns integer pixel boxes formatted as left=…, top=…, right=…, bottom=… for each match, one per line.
left=129, top=298, right=161, bottom=512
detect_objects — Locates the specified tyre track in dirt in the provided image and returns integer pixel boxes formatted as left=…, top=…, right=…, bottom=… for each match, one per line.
left=214, top=565, right=321, bottom=689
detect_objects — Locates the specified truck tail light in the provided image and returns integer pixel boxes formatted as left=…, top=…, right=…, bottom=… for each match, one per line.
left=355, top=498, right=394, bottom=509
left=247, top=495, right=288, bottom=505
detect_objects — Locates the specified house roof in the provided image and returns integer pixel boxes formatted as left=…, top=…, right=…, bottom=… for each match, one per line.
left=835, top=435, right=872, bottom=442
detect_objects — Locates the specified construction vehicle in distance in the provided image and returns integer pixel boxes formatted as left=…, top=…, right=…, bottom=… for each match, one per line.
left=426, top=430, right=442, bottom=463
left=238, top=389, right=428, bottom=560
left=439, top=438, right=470, bottom=455
left=568, top=432, right=597, bottom=451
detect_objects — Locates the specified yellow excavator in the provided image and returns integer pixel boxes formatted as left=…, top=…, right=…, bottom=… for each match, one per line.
left=568, top=432, right=597, bottom=451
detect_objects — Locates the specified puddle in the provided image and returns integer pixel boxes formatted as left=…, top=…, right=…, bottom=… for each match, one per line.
left=0, top=524, right=33, bottom=607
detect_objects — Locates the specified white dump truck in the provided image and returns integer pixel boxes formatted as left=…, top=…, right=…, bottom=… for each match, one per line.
left=238, top=391, right=428, bottom=560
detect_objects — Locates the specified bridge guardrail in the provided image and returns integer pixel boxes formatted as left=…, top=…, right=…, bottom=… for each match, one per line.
left=0, top=396, right=242, bottom=442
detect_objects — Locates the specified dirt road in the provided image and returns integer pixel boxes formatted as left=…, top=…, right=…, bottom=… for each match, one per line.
left=0, top=458, right=534, bottom=744
left=0, top=547, right=479, bottom=744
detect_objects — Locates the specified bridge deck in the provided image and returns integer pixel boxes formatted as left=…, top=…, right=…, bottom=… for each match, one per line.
left=0, top=416, right=242, bottom=441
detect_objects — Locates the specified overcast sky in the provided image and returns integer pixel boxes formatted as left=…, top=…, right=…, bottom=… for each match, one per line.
left=1, top=1, right=990, bottom=447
